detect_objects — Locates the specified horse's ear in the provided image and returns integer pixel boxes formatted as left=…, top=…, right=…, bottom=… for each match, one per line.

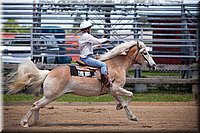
left=136, top=40, right=140, bottom=47
left=137, top=40, right=146, bottom=53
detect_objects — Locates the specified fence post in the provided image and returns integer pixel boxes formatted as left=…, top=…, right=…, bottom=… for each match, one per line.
left=133, top=64, right=148, bottom=92
left=30, top=28, right=33, bottom=60
left=192, top=68, right=199, bottom=101
left=133, top=4, right=139, bottom=39
left=196, top=29, right=199, bottom=62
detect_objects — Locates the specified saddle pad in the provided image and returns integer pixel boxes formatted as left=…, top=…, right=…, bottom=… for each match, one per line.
left=69, top=65, right=95, bottom=77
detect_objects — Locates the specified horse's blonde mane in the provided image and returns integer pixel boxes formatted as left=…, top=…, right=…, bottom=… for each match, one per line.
left=99, top=40, right=146, bottom=61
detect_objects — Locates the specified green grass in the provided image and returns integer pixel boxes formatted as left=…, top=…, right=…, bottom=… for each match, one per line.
left=142, top=71, right=181, bottom=77
left=132, top=93, right=192, bottom=102
left=3, top=92, right=192, bottom=102
left=3, top=94, right=36, bottom=102
left=56, top=94, right=114, bottom=102
left=128, top=70, right=181, bottom=77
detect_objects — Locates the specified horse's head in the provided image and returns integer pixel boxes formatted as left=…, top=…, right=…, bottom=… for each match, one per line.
left=99, top=40, right=156, bottom=70
left=127, top=41, right=157, bottom=70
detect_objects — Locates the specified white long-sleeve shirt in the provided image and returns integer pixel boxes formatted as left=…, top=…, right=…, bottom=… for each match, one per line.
left=78, top=32, right=108, bottom=58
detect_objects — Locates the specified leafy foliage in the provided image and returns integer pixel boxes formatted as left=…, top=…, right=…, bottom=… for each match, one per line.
left=3, top=19, right=31, bottom=33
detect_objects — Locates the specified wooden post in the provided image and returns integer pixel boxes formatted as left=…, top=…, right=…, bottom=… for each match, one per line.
left=134, top=65, right=148, bottom=93
left=192, top=70, right=199, bottom=101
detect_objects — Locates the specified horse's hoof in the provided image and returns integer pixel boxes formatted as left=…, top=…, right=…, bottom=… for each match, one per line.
left=116, top=103, right=123, bottom=110
left=24, top=123, right=29, bottom=127
left=131, top=117, right=138, bottom=122
left=20, top=120, right=29, bottom=127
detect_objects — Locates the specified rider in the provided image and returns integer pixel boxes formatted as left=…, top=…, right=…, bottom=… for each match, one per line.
left=76, top=20, right=112, bottom=87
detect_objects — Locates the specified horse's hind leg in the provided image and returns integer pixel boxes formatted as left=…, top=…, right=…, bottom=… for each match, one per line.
left=20, top=96, right=53, bottom=127
left=32, top=109, right=39, bottom=126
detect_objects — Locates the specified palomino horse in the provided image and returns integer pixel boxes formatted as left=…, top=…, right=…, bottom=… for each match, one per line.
left=7, top=40, right=156, bottom=127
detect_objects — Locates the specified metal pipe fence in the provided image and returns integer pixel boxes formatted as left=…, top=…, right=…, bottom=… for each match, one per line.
left=1, top=2, right=199, bottom=64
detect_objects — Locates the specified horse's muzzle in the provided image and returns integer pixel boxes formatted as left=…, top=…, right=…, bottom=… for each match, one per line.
left=144, top=61, right=157, bottom=70
left=149, top=64, right=157, bottom=70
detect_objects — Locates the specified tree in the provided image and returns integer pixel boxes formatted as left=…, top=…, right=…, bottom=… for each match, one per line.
left=3, top=19, right=30, bottom=33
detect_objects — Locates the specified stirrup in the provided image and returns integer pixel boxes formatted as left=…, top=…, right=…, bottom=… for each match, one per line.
left=101, top=75, right=113, bottom=88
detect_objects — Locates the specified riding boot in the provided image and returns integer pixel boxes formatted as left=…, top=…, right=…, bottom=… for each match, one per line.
left=101, top=74, right=112, bottom=88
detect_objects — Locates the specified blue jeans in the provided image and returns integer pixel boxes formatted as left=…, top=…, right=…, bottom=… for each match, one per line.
left=80, top=55, right=108, bottom=75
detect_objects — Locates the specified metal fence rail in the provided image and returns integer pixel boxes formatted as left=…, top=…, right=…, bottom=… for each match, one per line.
left=1, top=2, right=199, bottom=64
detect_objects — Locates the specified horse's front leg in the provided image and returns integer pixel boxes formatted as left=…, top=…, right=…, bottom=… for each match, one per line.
left=114, top=87, right=133, bottom=105
left=124, top=106, right=138, bottom=122
left=113, top=95, right=126, bottom=110
left=111, top=87, right=138, bottom=122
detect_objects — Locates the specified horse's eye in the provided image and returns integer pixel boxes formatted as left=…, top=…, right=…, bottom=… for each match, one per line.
left=143, top=52, right=147, bottom=55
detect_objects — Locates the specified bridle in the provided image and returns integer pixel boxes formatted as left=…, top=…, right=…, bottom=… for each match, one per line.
left=126, top=41, right=149, bottom=66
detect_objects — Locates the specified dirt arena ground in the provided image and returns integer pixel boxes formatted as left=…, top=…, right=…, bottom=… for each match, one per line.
left=2, top=101, right=199, bottom=132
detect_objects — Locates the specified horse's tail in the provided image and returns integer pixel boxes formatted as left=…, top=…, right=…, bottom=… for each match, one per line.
left=7, top=60, right=50, bottom=95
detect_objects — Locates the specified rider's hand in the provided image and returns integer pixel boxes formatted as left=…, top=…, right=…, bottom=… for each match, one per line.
left=92, top=44, right=101, bottom=48
left=97, top=44, right=101, bottom=48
